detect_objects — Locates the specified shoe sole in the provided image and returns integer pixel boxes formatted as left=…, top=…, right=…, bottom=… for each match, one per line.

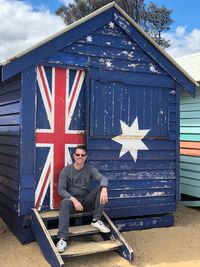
left=91, top=224, right=111, bottom=233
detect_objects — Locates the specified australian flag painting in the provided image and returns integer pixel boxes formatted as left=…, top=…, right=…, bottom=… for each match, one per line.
left=35, top=66, right=86, bottom=210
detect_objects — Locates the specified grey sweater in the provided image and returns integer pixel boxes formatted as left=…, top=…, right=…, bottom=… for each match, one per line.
left=58, top=164, right=108, bottom=199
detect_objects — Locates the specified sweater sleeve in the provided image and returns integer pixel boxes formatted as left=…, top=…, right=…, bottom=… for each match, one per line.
left=90, top=165, right=108, bottom=188
left=58, top=167, right=72, bottom=199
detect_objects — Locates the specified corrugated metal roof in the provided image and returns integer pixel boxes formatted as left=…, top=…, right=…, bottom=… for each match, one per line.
left=0, top=1, right=198, bottom=87
left=176, top=52, right=200, bottom=82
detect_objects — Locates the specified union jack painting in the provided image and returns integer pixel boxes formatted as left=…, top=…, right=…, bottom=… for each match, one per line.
left=35, top=66, right=85, bottom=210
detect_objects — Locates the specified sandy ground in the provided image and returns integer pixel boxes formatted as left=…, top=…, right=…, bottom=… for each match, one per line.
left=0, top=204, right=200, bottom=267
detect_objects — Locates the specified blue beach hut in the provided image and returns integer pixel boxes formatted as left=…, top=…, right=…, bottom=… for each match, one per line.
left=0, top=2, right=198, bottom=245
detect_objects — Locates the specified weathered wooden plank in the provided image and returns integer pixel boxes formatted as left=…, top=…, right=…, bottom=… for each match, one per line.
left=0, top=183, right=19, bottom=201
left=0, top=145, right=19, bottom=156
left=108, top=195, right=175, bottom=207
left=109, top=188, right=175, bottom=198
left=102, top=212, right=133, bottom=262
left=88, top=150, right=176, bottom=160
left=0, top=102, right=20, bottom=114
left=87, top=139, right=176, bottom=150
left=31, top=209, right=64, bottom=267
left=0, top=90, right=20, bottom=105
left=0, top=114, right=20, bottom=125
left=0, top=76, right=21, bottom=95
left=107, top=178, right=176, bottom=188
left=88, top=68, right=175, bottom=87
left=77, top=31, right=139, bottom=50
left=0, top=125, right=20, bottom=135
left=49, top=225, right=99, bottom=238
left=108, top=170, right=175, bottom=180
left=0, top=154, right=19, bottom=168
left=61, top=240, right=121, bottom=258
left=114, top=214, right=174, bottom=231
left=0, top=164, right=19, bottom=180
left=0, top=191, right=18, bottom=211
left=63, top=43, right=158, bottom=64
left=91, top=159, right=176, bottom=171
left=106, top=203, right=176, bottom=218
left=0, top=175, right=18, bottom=191
left=0, top=135, right=19, bottom=146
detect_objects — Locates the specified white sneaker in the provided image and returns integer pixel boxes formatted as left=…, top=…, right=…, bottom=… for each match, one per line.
left=56, top=239, right=67, bottom=253
left=91, top=220, right=110, bottom=233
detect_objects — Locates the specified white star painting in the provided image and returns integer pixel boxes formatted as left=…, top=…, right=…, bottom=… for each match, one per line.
left=105, top=60, right=112, bottom=68
left=86, top=35, right=93, bottom=43
left=109, top=22, right=115, bottom=29
left=112, top=117, right=150, bottom=162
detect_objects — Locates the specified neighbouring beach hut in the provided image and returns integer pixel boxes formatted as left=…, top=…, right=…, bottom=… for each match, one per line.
left=0, top=2, right=198, bottom=244
left=176, top=53, right=200, bottom=205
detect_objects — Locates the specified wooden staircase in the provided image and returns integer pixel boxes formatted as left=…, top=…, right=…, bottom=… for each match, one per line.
left=31, top=209, right=134, bottom=267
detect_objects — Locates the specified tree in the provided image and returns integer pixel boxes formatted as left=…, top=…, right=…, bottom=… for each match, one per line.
left=56, top=0, right=173, bottom=49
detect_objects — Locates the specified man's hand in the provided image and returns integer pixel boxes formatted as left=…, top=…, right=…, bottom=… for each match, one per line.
left=70, top=196, right=84, bottom=212
left=100, top=187, right=108, bottom=205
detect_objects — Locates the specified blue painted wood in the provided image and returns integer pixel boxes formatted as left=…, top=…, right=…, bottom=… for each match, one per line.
left=114, top=214, right=174, bottom=231
left=0, top=203, right=34, bottom=243
left=31, top=209, right=64, bottom=267
left=105, top=203, right=176, bottom=218
left=108, top=196, right=175, bottom=207
left=88, top=68, right=175, bottom=87
left=91, top=160, right=175, bottom=171
left=113, top=10, right=196, bottom=96
left=19, top=67, right=36, bottom=215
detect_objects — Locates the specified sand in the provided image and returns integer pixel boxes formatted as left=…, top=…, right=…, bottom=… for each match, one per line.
left=0, top=204, right=200, bottom=267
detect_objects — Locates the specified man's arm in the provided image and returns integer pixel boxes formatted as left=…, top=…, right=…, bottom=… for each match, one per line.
left=58, top=167, right=84, bottom=211
left=90, top=166, right=109, bottom=204
left=58, top=168, right=72, bottom=199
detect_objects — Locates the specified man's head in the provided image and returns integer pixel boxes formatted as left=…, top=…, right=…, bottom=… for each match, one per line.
left=73, top=145, right=87, bottom=167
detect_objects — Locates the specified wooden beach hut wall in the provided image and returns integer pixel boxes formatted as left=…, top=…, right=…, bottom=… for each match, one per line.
left=0, top=2, right=198, bottom=243
left=176, top=53, right=200, bottom=205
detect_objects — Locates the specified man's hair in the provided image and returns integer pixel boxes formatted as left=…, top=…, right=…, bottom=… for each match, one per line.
left=74, top=145, right=87, bottom=154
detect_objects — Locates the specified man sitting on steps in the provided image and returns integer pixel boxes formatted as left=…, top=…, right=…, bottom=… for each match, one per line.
left=56, top=145, right=110, bottom=253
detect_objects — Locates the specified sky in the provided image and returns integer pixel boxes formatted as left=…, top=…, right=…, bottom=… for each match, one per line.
left=0, top=0, right=200, bottom=62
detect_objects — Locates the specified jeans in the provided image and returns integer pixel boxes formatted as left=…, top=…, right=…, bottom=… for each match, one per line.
left=57, top=187, right=104, bottom=240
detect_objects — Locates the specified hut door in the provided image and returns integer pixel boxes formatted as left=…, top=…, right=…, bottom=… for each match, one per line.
left=35, top=66, right=86, bottom=210
left=86, top=71, right=170, bottom=168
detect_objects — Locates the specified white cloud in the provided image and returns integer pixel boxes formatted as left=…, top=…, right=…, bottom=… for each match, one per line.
left=165, top=26, right=200, bottom=58
left=59, top=0, right=73, bottom=6
left=0, top=0, right=65, bottom=62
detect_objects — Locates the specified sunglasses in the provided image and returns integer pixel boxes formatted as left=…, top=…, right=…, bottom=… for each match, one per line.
left=75, top=153, right=86, bottom=157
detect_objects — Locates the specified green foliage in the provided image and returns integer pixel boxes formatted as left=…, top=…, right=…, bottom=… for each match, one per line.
left=56, top=0, right=173, bottom=49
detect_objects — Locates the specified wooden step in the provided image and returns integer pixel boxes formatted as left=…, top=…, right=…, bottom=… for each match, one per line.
left=49, top=224, right=100, bottom=238
left=60, top=240, right=122, bottom=258
left=40, top=210, right=93, bottom=220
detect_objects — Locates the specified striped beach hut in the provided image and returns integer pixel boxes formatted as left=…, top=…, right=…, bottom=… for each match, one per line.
left=0, top=2, right=198, bottom=246
left=176, top=53, right=200, bottom=205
